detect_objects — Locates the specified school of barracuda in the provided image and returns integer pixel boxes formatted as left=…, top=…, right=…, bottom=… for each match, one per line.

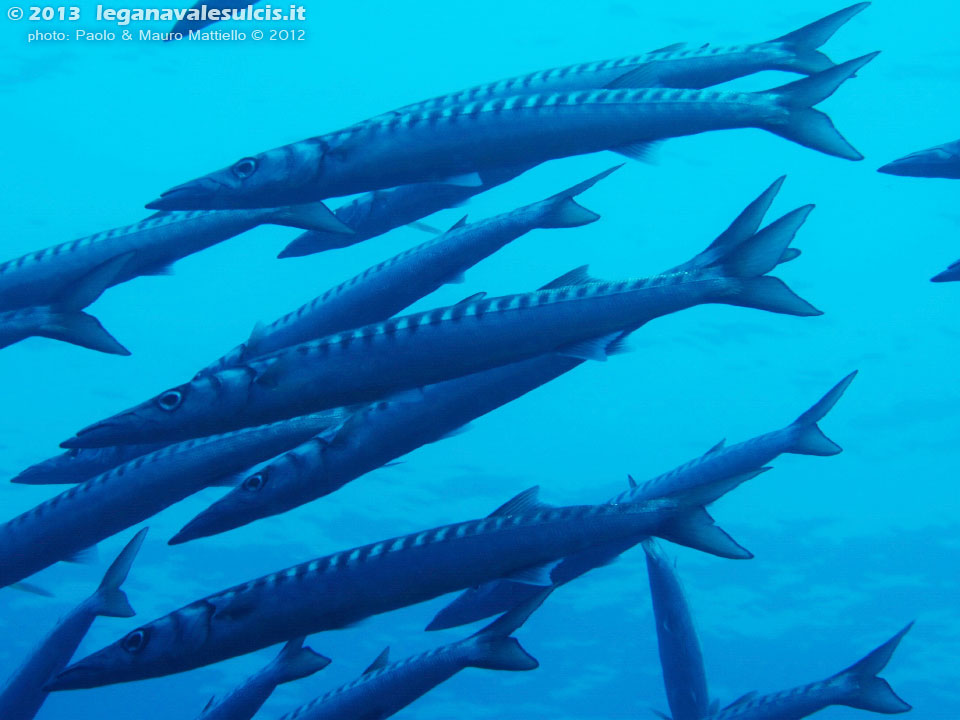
left=4, top=2, right=939, bottom=718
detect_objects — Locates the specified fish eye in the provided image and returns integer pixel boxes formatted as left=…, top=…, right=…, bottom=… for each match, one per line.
left=156, top=389, right=184, bottom=412
left=243, top=472, right=266, bottom=492
left=232, top=157, right=258, bottom=179
left=122, top=628, right=149, bottom=654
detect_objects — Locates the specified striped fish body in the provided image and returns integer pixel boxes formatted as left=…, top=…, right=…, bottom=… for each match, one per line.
left=644, top=542, right=710, bottom=720
left=0, top=598, right=100, bottom=719
left=0, top=413, right=341, bottom=589
left=12, top=443, right=166, bottom=486
left=238, top=275, right=715, bottom=414
left=52, top=500, right=676, bottom=686
left=76, top=272, right=721, bottom=447
left=612, top=427, right=794, bottom=505
left=206, top=197, right=564, bottom=373
left=280, top=643, right=473, bottom=720
left=0, top=209, right=271, bottom=311
left=174, top=354, right=586, bottom=541
left=705, top=682, right=845, bottom=720
left=282, top=165, right=527, bottom=257
left=304, top=88, right=776, bottom=199
left=387, top=44, right=802, bottom=119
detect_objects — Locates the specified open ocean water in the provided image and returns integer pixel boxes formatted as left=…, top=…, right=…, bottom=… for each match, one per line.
left=0, top=1, right=956, bottom=718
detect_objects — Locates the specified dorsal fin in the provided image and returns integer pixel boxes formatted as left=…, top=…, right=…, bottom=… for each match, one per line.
left=627, top=474, right=638, bottom=489
left=487, top=486, right=549, bottom=518
left=363, top=647, right=391, bottom=674
left=724, top=691, right=759, bottom=709
left=448, top=215, right=469, bottom=231
left=456, top=292, right=486, bottom=306
left=650, top=41, right=687, bottom=53
left=538, top=265, right=598, bottom=290
left=704, top=439, right=726, bottom=455
left=246, top=321, right=267, bottom=355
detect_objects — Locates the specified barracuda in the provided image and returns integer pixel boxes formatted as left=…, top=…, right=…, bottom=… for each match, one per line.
left=0, top=203, right=348, bottom=313
left=147, top=53, right=877, bottom=211
left=278, top=165, right=528, bottom=258
left=202, top=167, right=614, bottom=374
left=66, top=177, right=820, bottom=449
left=194, top=637, right=329, bottom=720
left=878, top=138, right=960, bottom=179
left=48, top=485, right=749, bottom=689
left=0, top=529, right=146, bottom=720
left=277, top=587, right=551, bottom=720
left=429, top=372, right=854, bottom=630
left=382, top=3, right=871, bottom=116
left=172, top=347, right=610, bottom=543
left=278, top=4, right=869, bottom=258
left=643, top=540, right=712, bottom=720
left=0, top=253, right=132, bottom=355
left=11, top=443, right=165, bottom=486
left=702, top=625, right=913, bottom=719
left=0, top=412, right=344, bottom=590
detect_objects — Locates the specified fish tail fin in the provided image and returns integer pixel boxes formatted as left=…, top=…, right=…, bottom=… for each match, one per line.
left=268, top=201, right=354, bottom=235
left=657, top=506, right=754, bottom=560
left=787, top=371, right=857, bottom=455
left=670, top=176, right=786, bottom=274
left=55, top=252, right=134, bottom=313
left=43, top=311, right=131, bottom=356
left=537, top=165, right=621, bottom=229
left=698, top=202, right=822, bottom=317
left=464, top=585, right=553, bottom=670
left=271, top=636, right=331, bottom=683
left=834, top=623, right=913, bottom=713
left=768, top=3, right=871, bottom=73
left=91, top=528, right=147, bottom=618
left=759, top=52, right=878, bottom=160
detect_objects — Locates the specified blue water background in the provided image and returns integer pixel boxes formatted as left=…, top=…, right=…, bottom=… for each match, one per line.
left=0, top=1, right=956, bottom=718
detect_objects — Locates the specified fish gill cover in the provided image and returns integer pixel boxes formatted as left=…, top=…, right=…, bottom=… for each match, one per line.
left=0, top=1, right=952, bottom=719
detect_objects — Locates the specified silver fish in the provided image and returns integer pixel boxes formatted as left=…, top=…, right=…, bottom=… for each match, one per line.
left=277, top=587, right=550, bottom=720
left=643, top=540, right=711, bottom=720
left=877, top=138, right=960, bottom=179
left=195, top=637, right=329, bottom=720
left=0, top=529, right=146, bottom=720
left=48, top=485, right=749, bottom=689
left=11, top=443, right=165, bottom=486
left=381, top=3, right=871, bottom=116
left=427, top=372, right=854, bottom=630
left=202, top=166, right=615, bottom=374
left=67, top=177, right=819, bottom=449
left=0, top=202, right=348, bottom=312
left=0, top=253, right=132, bottom=355
left=146, top=54, right=877, bottom=211
left=703, top=624, right=912, bottom=719
left=278, top=165, right=529, bottom=258
left=0, top=412, right=344, bottom=590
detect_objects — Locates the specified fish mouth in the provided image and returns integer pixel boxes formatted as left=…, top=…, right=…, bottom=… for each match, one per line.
left=168, top=504, right=234, bottom=545
left=61, top=414, right=144, bottom=449
left=145, top=177, right=228, bottom=211
left=877, top=149, right=959, bottom=178
left=931, top=268, right=959, bottom=283
left=45, top=659, right=108, bottom=691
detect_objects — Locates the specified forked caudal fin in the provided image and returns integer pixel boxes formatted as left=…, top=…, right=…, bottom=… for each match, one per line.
left=47, top=252, right=136, bottom=356
left=684, top=196, right=822, bottom=317
left=767, top=3, right=871, bottom=74
left=760, top=52, right=879, bottom=160
left=464, top=585, right=554, bottom=671
left=91, top=528, right=148, bottom=618
left=536, top=165, right=621, bottom=229
left=656, top=506, right=753, bottom=560
left=834, top=623, right=913, bottom=714
left=787, top=371, right=857, bottom=455
left=269, top=636, right=331, bottom=683
left=268, top=201, right=354, bottom=235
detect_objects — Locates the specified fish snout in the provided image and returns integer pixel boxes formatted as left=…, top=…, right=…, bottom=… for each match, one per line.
left=146, top=176, right=228, bottom=211
left=878, top=147, right=960, bottom=178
